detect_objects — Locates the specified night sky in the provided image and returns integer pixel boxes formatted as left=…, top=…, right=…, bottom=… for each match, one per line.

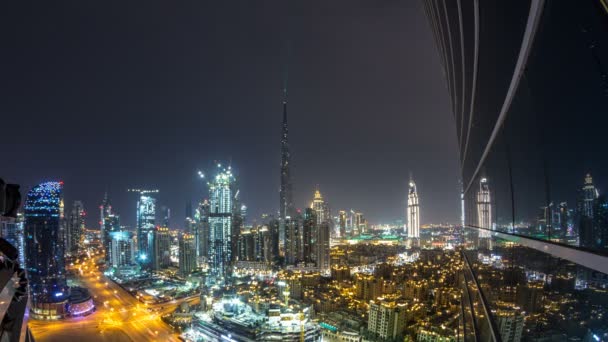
left=0, top=1, right=460, bottom=228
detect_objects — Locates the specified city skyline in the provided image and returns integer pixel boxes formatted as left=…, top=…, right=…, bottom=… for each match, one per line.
left=0, top=1, right=460, bottom=227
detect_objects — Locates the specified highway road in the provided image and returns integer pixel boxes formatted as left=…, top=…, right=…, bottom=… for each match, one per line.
left=28, top=257, right=196, bottom=342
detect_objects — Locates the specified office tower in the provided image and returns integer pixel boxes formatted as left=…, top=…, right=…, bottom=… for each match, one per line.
left=208, top=166, right=235, bottom=279
left=103, top=214, right=120, bottom=262
left=24, top=181, right=70, bottom=319
left=367, top=299, right=407, bottom=340
left=316, top=221, right=330, bottom=270
left=311, top=189, right=329, bottom=225
left=195, top=199, right=210, bottom=263
left=161, top=205, right=171, bottom=227
left=279, top=85, right=296, bottom=256
left=136, top=192, right=157, bottom=268
left=108, top=231, right=136, bottom=268
left=407, top=178, right=420, bottom=239
left=153, top=226, right=171, bottom=270
left=338, top=210, right=346, bottom=238
left=179, top=233, right=196, bottom=276
left=66, top=201, right=85, bottom=255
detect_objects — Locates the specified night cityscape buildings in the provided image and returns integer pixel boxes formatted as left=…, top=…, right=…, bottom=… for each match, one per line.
left=1, top=1, right=608, bottom=341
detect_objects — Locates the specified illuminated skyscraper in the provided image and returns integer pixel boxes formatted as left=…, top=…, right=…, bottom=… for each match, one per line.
left=108, top=230, right=136, bottom=268
left=279, top=86, right=295, bottom=254
left=208, top=165, right=235, bottom=279
left=179, top=233, right=196, bottom=276
left=477, top=178, right=492, bottom=246
left=24, top=181, right=70, bottom=319
left=103, top=213, right=120, bottom=263
left=136, top=193, right=157, bottom=268
left=406, top=178, right=420, bottom=239
left=311, top=189, right=329, bottom=225
left=66, top=200, right=85, bottom=255
left=195, top=199, right=210, bottom=264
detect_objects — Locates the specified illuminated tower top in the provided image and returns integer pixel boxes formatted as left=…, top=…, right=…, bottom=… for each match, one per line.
left=311, top=189, right=328, bottom=224
left=24, top=181, right=69, bottom=304
left=407, top=177, right=420, bottom=239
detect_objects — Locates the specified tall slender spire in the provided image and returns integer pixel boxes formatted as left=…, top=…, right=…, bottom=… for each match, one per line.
left=280, top=52, right=295, bottom=223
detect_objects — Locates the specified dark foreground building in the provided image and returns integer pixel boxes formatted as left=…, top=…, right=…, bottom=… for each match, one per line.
left=425, top=0, right=608, bottom=340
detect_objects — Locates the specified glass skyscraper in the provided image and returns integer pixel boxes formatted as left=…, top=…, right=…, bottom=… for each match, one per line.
left=136, top=194, right=156, bottom=268
left=24, top=181, right=70, bottom=319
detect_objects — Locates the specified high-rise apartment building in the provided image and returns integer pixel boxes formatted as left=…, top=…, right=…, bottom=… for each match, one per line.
left=367, top=299, right=408, bottom=340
